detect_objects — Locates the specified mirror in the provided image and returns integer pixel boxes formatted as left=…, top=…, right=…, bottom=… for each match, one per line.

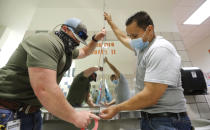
left=59, top=41, right=137, bottom=108
left=1, top=0, right=180, bottom=109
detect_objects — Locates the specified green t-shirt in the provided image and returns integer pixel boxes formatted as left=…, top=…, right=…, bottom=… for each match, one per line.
left=0, top=32, right=79, bottom=107
left=67, top=72, right=90, bottom=107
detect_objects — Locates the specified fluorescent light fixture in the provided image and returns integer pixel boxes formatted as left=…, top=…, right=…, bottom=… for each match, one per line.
left=182, top=67, right=200, bottom=70
left=184, top=0, right=210, bottom=25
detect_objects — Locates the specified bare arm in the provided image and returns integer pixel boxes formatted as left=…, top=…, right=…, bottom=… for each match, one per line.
left=107, top=99, right=116, bottom=106
left=116, top=82, right=167, bottom=111
left=86, top=93, right=97, bottom=108
left=28, top=67, right=99, bottom=128
left=104, top=57, right=120, bottom=78
left=104, top=12, right=133, bottom=51
left=100, top=82, right=168, bottom=119
left=83, top=67, right=99, bottom=78
left=77, top=40, right=97, bottom=59
left=77, top=28, right=106, bottom=59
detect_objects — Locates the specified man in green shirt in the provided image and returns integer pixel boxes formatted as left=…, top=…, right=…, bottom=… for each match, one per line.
left=67, top=66, right=101, bottom=107
left=0, top=18, right=105, bottom=129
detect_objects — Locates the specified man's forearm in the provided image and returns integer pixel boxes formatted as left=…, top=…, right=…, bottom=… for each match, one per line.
left=84, top=41, right=97, bottom=56
left=107, top=21, right=133, bottom=51
left=108, top=21, right=127, bottom=39
left=35, top=84, right=77, bottom=124
left=115, top=90, right=156, bottom=112
left=115, top=83, right=167, bottom=112
left=108, top=99, right=116, bottom=106
left=106, top=60, right=115, bottom=71
left=106, top=60, right=120, bottom=77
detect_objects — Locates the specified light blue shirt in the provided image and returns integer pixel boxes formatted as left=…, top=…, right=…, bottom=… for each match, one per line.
left=115, top=73, right=130, bottom=104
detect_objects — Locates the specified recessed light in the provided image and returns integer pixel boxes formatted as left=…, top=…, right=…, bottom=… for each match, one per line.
left=184, top=0, right=210, bottom=25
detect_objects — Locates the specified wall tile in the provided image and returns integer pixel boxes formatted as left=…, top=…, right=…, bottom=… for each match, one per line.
left=197, top=103, right=210, bottom=119
left=182, top=61, right=193, bottom=67
left=186, top=104, right=200, bottom=120
left=174, top=41, right=185, bottom=51
left=169, top=40, right=176, bottom=48
left=160, top=32, right=174, bottom=41
left=205, top=95, right=210, bottom=108
left=173, top=32, right=182, bottom=41
left=178, top=51, right=190, bottom=61
left=195, top=95, right=207, bottom=103
left=185, top=96, right=195, bottom=103
left=155, top=32, right=161, bottom=36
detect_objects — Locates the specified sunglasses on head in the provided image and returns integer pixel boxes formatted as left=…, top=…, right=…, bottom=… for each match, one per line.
left=77, top=31, right=88, bottom=41
left=64, top=25, right=88, bottom=41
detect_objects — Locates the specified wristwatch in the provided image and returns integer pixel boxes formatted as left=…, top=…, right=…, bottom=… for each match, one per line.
left=92, top=34, right=98, bottom=42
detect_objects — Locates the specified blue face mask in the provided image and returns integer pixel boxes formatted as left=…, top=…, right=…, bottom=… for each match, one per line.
left=130, top=37, right=149, bottom=51
left=112, top=80, right=119, bottom=85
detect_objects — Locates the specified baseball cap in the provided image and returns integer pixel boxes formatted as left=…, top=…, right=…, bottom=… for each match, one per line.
left=64, top=18, right=88, bottom=45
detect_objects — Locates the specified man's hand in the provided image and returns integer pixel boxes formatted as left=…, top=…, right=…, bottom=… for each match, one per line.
left=104, top=12, right=112, bottom=24
left=102, top=102, right=111, bottom=107
left=73, top=111, right=100, bottom=128
left=98, top=66, right=103, bottom=71
left=100, top=101, right=109, bottom=107
left=95, top=28, right=106, bottom=41
left=99, top=105, right=119, bottom=120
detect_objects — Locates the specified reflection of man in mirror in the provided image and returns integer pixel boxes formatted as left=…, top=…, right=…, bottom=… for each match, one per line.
left=67, top=67, right=102, bottom=107
left=103, top=57, right=130, bottom=106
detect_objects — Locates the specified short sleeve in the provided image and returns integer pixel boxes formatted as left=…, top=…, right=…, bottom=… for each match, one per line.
left=22, top=34, right=61, bottom=71
left=144, top=47, right=181, bottom=86
left=72, top=49, right=79, bottom=59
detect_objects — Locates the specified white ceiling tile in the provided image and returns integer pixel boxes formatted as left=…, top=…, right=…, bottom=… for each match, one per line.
left=177, top=25, right=197, bottom=37
left=179, top=23, right=210, bottom=49
left=174, top=6, right=198, bottom=24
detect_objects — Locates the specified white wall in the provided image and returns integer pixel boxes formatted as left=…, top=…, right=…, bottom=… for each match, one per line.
left=0, top=25, right=6, bottom=49
left=188, top=36, right=210, bottom=73
left=28, top=0, right=179, bottom=32
left=0, top=0, right=39, bottom=67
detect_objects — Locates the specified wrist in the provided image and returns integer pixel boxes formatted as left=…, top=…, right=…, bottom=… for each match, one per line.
left=69, top=110, right=78, bottom=124
left=107, top=20, right=113, bottom=24
left=114, top=105, right=121, bottom=112
left=92, top=34, right=98, bottom=42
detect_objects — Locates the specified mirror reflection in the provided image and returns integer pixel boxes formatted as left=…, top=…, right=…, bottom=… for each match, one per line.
left=60, top=41, right=137, bottom=108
